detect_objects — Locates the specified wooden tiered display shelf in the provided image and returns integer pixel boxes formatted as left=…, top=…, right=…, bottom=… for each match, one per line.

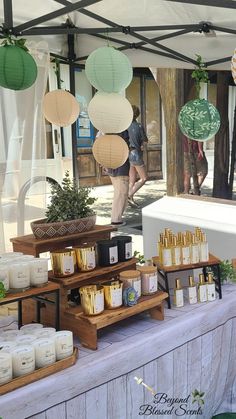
left=48, top=258, right=168, bottom=349
left=153, top=252, right=222, bottom=309
left=10, top=225, right=117, bottom=257
left=65, top=292, right=168, bottom=350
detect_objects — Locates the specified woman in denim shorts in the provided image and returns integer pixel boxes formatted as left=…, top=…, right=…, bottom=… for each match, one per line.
left=128, top=105, right=148, bottom=208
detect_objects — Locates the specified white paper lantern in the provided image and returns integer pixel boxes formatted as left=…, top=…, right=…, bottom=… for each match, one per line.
left=88, top=92, right=133, bottom=133
left=92, top=135, right=129, bottom=169
left=43, top=90, right=80, bottom=127
left=231, top=49, right=236, bottom=84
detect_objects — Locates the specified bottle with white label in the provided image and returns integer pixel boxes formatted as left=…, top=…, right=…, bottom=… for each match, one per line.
left=187, top=276, right=198, bottom=305
left=206, top=272, right=216, bottom=302
left=181, top=237, right=191, bottom=265
left=198, top=273, right=207, bottom=302
left=191, top=235, right=199, bottom=264
left=199, top=233, right=209, bottom=262
left=174, top=278, right=184, bottom=307
left=162, top=238, right=172, bottom=267
left=172, top=237, right=181, bottom=266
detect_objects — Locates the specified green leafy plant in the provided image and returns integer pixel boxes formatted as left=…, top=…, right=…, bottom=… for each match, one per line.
left=1, top=35, right=29, bottom=51
left=208, top=260, right=236, bottom=283
left=45, top=171, right=96, bottom=223
left=0, top=281, right=6, bottom=299
left=191, top=54, right=209, bottom=98
left=133, top=251, right=146, bottom=265
left=192, top=389, right=205, bottom=406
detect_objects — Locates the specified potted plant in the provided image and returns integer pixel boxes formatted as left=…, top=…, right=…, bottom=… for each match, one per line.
left=31, top=171, right=96, bottom=239
left=209, top=260, right=236, bottom=284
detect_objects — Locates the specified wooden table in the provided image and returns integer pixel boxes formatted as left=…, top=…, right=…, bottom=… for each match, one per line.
left=10, top=225, right=117, bottom=257
left=1, top=281, right=60, bottom=329
left=153, top=253, right=222, bottom=308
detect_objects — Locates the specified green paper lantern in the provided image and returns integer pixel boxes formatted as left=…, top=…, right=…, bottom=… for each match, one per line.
left=0, top=45, right=38, bottom=90
left=178, top=98, right=221, bottom=142
left=85, top=46, right=133, bottom=93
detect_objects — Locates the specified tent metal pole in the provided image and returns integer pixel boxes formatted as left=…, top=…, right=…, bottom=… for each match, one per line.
left=165, top=0, right=236, bottom=9
left=14, top=0, right=102, bottom=33
left=68, top=34, right=79, bottom=183
left=3, top=0, right=13, bottom=29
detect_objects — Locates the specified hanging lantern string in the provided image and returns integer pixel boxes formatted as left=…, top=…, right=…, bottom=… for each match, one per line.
left=105, top=28, right=110, bottom=47
left=191, top=54, right=209, bottom=99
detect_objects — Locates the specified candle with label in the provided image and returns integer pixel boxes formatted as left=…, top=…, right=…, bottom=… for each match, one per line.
left=54, top=330, right=73, bottom=360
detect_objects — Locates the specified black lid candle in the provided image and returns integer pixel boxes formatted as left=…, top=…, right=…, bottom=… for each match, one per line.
left=112, top=235, right=132, bottom=262
left=96, top=239, right=118, bottom=267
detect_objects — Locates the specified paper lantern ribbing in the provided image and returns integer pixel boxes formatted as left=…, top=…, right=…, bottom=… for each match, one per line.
left=92, top=135, right=129, bottom=169
left=178, top=98, right=220, bottom=142
left=231, top=48, right=236, bottom=84
left=88, top=92, right=133, bottom=134
left=0, top=45, right=37, bottom=90
left=43, top=90, right=80, bottom=127
left=85, top=46, right=133, bottom=93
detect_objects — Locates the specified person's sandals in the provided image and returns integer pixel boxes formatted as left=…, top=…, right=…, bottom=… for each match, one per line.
left=128, top=197, right=140, bottom=208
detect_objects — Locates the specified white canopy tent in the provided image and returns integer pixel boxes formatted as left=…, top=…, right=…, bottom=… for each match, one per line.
left=0, top=0, right=236, bottom=70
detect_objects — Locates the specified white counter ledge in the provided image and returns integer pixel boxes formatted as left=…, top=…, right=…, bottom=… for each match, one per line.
left=1, top=286, right=236, bottom=419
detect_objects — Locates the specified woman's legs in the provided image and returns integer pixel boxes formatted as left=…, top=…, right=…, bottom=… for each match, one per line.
left=129, top=165, right=148, bottom=199
left=110, top=176, right=129, bottom=223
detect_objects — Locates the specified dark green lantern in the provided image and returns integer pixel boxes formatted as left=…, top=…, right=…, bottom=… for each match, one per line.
left=0, top=45, right=38, bottom=90
left=178, top=98, right=221, bottom=142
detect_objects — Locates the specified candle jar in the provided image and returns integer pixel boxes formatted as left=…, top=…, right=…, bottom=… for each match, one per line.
left=2, top=330, right=21, bottom=341
left=138, top=266, right=158, bottom=295
left=0, top=352, right=12, bottom=384
left=0, top=341, right=17, bottom=351
left=50, top=249, right=76, bottom=277
left=103, top=281, right=123, bottom=309
left=8, top=261, right=30, bottom=291
left=96, top=239, right=118, bottom=267
left=74, top=242, right=96, bottom=272
left=119, top=270, right=141, bottom=298
left=34, top=327, right=56, bottom=339
left=54, top=330, right=73, bottom=360
left=10, top=345, right=35, bottom=377
left=20, top=323, right=43, bottom=334
left=16, top=334, right=37, bottom=346
left=0, top=252, right=23, bottom=259
left=112, top=236, right=132, bottom=262
left=29, top=258, right=48, bottom=287
left=33, top=338, right=56, bottom=368
left=0, top=264, right=9, bottom=291
left=79, top=285, right=104, bottom=316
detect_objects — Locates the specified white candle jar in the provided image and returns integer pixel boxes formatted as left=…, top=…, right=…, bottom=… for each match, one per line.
left=0, top=252, right=23, bottom=259
left=54, top=330, right=73, bottom=360
left=33, top=338, right=56, bottom=368
left=138, top=266, right=158, bottom=295
left=0, top=352, right=12, bottom=384
left=16, top=334, right=37, bottom=346
left=2, top=330, right=21, bottom=341
left=29, top=258, right=48, bottom=287
left=10, top=345, right=35, bottom=377
left=0, top=264, right=9, bottom=291
left=9, top=261, right=30, bottom=290
left=0, top=341, right=17, bottom=351
left=34, top=327, right=56, bottom=339
left=119, top=270, right=141, bottom=298
left=20, top=323, right=43, bottom=334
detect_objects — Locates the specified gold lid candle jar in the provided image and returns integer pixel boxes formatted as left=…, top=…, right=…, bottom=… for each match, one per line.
left=79, top=285, right=104, bottom=316
left=74, top=242, right=96, bottom=272
left=103, top=280, right=123, bottom=309
left=138, top=266, right=158, bottom=295
left=50, top=249, right=76, bottom=277
left=119, top=270, right=141, bottom=298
